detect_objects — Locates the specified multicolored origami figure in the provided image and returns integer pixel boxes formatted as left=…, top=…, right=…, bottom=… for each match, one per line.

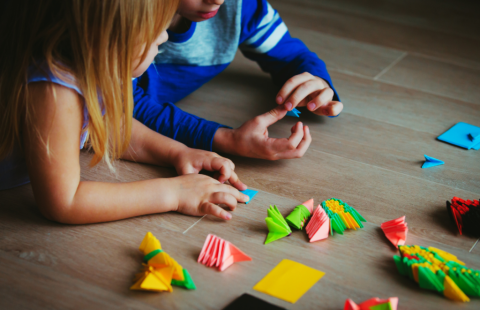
left=447, top=197, right=480, bottom=237
left=198, top=234, right=252, bottom=271
left=322, top=198, right=366, bottom=235
left=381, top=216, right=408, bottom=248
left=286, top=199, right=314, bottom=230
left=131, top=232, right=196, bottom=292
left=344, top=297, right=398, bottom=310
left=305, top=205, right=330, bottom=242
left=394, top=245, right=480, bottom=302
left=265, top=205, right=292, bottom=244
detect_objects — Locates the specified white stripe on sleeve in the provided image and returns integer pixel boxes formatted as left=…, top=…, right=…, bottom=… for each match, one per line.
left=258, top=2, right=275, bottom=28
left=244, top=13, right=280, bottom=45
left=249, top=22, right=288, bottom=54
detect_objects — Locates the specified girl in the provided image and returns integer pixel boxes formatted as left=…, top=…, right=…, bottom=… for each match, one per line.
left=0, top=0, right=249, bottom=224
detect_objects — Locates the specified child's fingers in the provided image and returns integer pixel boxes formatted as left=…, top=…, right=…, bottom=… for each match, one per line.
left=199, top=202, right=232, bottom=220
left=225, top=170, right=247, bottom=191
left=276, top=72, right=314, bottom=108
left=283, top=79, right=325, bottom=110
left=209, top=191, right=237, bottom=211
left=217, top=183, right=249, bottom=203
left=314, top=101, right=343, bottom=116
left=178, top=164, right=197, bottom=175
left=286, top=122, right=304, bottom=149
left=254, top=104, right=288, bottom=128
left=306, top=88, right=334, bottom=112
left=279, top=125, right=312, bottom=159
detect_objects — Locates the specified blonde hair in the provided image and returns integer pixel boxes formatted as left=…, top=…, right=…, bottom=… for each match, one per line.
left=0, top=0, right=178, bottom=168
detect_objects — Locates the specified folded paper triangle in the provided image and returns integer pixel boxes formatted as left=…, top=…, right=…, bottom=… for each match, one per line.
left=422, top=155, right=444, bottom=168
left=344, top=297, right=398, bottom=310
left=131, top=232, right=196, bottom=292
left=198, top=234, right=252, bottom=271
left=265, top=205, right=292, bottom=244
left=306, top=205, right=330, bottom=242
left=131, top=264, right=175, bottom=292
left=240, top=189, right=258, bottom=204
left=286, top=199, right=314, bottom=230
left=286, top=108, right=301, bottom=117
left=381, top=216, right=408, bottom=248
left=322, top=198, right=366, bottom=235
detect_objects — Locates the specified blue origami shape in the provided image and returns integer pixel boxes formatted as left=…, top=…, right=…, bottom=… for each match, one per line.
left=422, top=155, right=444, bottom=169
left=240, top=189, right=259, bottom=204
left=286, top=108, right=301, bottom=117
left=437, top=122, right=480, bottom=150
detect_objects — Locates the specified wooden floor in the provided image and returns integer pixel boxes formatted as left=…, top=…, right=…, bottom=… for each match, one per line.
left=1, top=0, right=479, bottom=309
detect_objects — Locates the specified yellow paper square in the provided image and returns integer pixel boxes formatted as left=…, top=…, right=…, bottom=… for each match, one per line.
left=253, top=259, right=325, bottom=303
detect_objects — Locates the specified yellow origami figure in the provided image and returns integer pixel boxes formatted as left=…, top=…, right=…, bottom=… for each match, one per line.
left=131, top=232, right=196, bottom=292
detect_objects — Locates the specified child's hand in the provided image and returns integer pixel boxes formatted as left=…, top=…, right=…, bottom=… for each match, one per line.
left=172, top=174, right=250, bottom=220
left=213, top=105, right=311, bottom=160
left=172, top=148, right=247, bottom=190
left=276, top=72, right=343, bottom=116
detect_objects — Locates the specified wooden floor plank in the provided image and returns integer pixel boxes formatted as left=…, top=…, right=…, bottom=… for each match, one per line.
left=379, top=54, right=480, bottom=105
left=288, top=26, right=405, bottom=78
left=273, top=0, right=480, bottom=40
left=270, top=0, right=480, bottom=69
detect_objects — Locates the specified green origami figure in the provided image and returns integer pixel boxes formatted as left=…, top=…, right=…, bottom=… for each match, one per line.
left=285, top=199, right=314, bottom=230
left=265, top=205, right=292, bottom=244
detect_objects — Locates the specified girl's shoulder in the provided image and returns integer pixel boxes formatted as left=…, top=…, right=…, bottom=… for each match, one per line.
left=28, top=63, right=83, bottom=97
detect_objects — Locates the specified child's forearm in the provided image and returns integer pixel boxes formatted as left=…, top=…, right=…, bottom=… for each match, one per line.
left=120, top=118, right=188, bottom=167
left=39, top=178, right=179, bottom=224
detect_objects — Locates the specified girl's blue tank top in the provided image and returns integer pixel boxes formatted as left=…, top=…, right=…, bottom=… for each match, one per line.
left=0, top=66, right=90, bottom=191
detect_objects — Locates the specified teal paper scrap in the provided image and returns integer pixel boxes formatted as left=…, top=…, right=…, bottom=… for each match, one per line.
left=286, top=108, right=301, bottom=117
left=240, top=189, right=259, bottom=204
left=437, top=122, right=480, bottom=150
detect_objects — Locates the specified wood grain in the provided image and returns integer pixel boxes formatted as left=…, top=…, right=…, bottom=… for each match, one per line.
left=1, top=0, right=480, bottom=309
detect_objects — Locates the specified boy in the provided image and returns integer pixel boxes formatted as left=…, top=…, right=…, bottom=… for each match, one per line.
left=134, top=0, right=342, bottom=160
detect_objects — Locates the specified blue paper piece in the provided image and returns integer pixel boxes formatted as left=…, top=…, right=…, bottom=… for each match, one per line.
left=240, top=189, right=259, bottom=204
left=422, top=155, right=444, bottom=169
left=437, top=122, right=480, bottom=150
left=286, top=108, right=301, bottom=117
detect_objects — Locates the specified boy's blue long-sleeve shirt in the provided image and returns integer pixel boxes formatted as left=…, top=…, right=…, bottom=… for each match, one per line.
left=134, top=0, right=339, bottom=151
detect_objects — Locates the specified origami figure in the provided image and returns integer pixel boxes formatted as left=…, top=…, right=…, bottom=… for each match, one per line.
left=305, top=205, right=330, bottom=242
left=447, top=197, right=480, bottom=237
left=344, top=297, right=398, bottom=310
left=394, top=245, right=480, bottom=302
left=286, top=108, right=301, bottom=117
left=322, top=198, right=366, bottom=235
left=131, top=232, right=196, bottom=292
left=198, top=234, right=252, bottom=271
left=286, top=198, right=314, bottom=230
left=381, top=216, right=408, bottom=248
left=265, top=205, right=292, bottom=244
left=422, top=155, right=444, bottom=169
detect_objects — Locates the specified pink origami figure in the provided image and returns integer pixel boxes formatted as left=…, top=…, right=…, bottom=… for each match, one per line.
left=305, top=205, right=330, bottom=242
left=381, top=216, right=408, bottom=248
left=198, top=234, right=252, bottom=271
left=344, top=297, right=398, bottom=310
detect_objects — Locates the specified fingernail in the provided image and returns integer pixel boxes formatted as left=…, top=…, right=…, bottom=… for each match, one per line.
left=305, top=126, right=310, bottom=133
left=276, top=96, right=283, bottom=104
left=285, top=102, right=292, bottom=110
left=244, top=194, right=250, bottom=201
left=225, top=213, right=232, bottom=220
left=307, top=102, right=316, bottom=111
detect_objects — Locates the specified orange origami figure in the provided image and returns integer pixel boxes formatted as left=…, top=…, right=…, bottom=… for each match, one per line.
left=381, top=216, right=408, bottom=248
left=198, top=234, right=252, bottom=271
left=305, top=205, right=330, bottom=242
left=344, top=297, right=398, bottom=310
